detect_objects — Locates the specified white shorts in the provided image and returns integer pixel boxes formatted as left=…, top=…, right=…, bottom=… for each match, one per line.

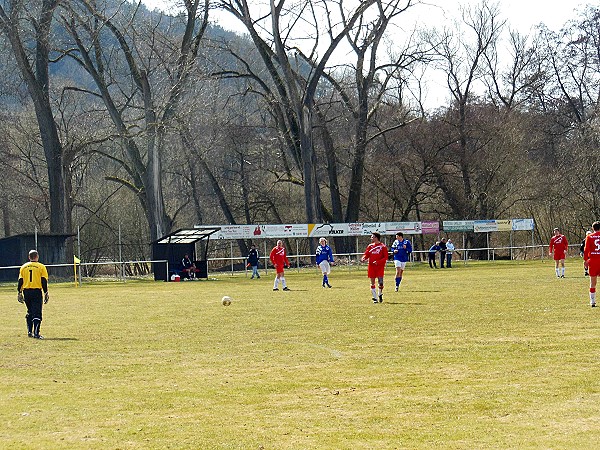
left=394, top=260, right=407, bottom=269
left=319, top=261, right=331, bottom=274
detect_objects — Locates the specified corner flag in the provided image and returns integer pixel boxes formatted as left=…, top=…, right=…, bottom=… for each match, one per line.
left=73, top=255, right=81, bottom=286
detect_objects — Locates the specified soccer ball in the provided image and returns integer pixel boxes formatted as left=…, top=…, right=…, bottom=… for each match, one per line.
left=221, top=295, right=232, bottom=306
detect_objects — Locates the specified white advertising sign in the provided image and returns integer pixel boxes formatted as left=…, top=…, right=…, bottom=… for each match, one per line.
left=255, top=224, right=308, bottom=238
left=348, top=223, right=364, bottom=236
left=384, top=222, right=422, bottom=235
left=361, top=222, right=385, bottom=235
left=217, top=225, right=253, bottom=239
left=308, top=223, right=349, bottom=237
left=202, top=218, right=535, bottom=240
left=512, top=218, right=535, bottom=231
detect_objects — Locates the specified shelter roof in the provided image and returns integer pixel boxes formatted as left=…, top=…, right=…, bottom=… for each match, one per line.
left=152, top=227, right=221, bottom=245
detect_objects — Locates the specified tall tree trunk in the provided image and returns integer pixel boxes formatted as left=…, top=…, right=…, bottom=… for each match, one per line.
left=345, top=94, right=369, bottom=223
left=300, top=106, right=322, bottom=225
left=1, top=197, right=10, bottom=237
left=0, top=1, right=70, bottom=235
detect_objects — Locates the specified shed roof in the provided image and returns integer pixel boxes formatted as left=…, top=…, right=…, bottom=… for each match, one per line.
left=151, top=227, right=221, bottom=245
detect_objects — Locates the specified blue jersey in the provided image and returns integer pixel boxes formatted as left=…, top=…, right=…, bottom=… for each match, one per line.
left=429, top=244, right=441, bottom=254
left=391, top=239, right=412, bottom=262
left=316, top=244, right=334, bottom=264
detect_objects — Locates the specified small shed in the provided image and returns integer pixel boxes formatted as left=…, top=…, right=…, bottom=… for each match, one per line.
left=0, top=233, right=73, bottom=282
left=151, top=227, right=221, bottom=281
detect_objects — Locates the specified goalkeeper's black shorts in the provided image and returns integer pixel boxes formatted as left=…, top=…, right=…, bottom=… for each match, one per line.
left=23, top=288, right=43, bottom=320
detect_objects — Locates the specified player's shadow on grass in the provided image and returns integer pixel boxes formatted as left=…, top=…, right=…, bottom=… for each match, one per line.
left=43, top=337, right=78, bottom=341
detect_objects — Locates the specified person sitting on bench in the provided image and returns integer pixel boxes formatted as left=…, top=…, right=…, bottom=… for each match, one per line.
left=181, top=254, right=196, bottom=279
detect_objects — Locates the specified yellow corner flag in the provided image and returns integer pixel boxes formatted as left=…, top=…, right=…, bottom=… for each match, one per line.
left=74, top=255, right=81, bottom=286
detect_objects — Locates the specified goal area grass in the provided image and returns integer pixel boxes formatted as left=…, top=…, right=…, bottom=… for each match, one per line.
left=1, top=259, right=599, bottom=449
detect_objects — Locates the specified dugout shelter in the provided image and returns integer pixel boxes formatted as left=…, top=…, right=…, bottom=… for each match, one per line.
left=151, top=227, right=221, bottom=281
left=0, top=233, right=73, bottom=282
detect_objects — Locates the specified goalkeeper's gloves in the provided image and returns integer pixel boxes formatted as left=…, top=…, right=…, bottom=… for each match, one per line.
left=44, top=292, right=49, bottom=304
left=17, top=292, right=24, bottom=303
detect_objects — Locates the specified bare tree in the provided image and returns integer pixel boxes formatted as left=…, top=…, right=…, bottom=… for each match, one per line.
left=217, top=0, right=386, bottom=225
left=484, top=28, right=545, bottom=109
left=60, top=0, right=210, bottom=241
left=532, top=6, right=600, bottom=223
left=0, top=0, right=70, bottom=234
left=425, top=1, right=506, bottom=219
left=313, top=0, right=423, bottom=224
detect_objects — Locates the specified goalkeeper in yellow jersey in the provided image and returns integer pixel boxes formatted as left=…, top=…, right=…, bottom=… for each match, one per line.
left=17, top=250, right=50, bottom=339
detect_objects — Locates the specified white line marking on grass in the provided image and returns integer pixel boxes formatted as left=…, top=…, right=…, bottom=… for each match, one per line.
left=284, top=341, right=344, bottom=358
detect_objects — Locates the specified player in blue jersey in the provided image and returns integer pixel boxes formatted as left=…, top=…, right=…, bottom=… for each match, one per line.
left=316, top=237, right=334, bottom=288
left=391, top=232, right=412, bottom=291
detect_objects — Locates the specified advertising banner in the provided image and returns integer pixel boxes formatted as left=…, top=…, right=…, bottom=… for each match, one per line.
left=348, top=223, right=363, bottom=236
left=206, top=218, right=534, bottom=240
left=361, top=223, right=385, bottom=236
left=384, top=222, right=422, bottom=235
left=496, top=220, right=512, bottom=232
left=474, top=220, right=498, bottom=233
left=215, top=224, right=253, bottom=239
left=421, top=221, right=440, bottom=234
left=256, top=224, right=308, bottom=238
left=443, top=220, right=475, bottom=232
left=308, top=223, right=349, bottom=237
left=512, top=218, right=534, bottom=231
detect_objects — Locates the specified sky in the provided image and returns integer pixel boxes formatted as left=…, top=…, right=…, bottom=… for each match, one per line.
left=141, top=0, right=589, bottom=34
left=140, top=0, right=590, bottom=108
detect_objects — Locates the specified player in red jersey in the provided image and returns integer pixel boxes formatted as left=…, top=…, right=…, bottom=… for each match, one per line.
left=270, top=240, right=291, bottom=291
left=549, top=227, right=568, bottom=278
left=583, top=221, right=600, bottom=307
left=361, top=232, right=388, bottom=303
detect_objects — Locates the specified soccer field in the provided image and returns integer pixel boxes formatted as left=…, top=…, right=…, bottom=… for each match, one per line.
left=2, top=259, right=600, bottom=449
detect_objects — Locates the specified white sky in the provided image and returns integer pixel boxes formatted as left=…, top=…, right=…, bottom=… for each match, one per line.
left=141, top=0, right=589, bottom=34
left=140, top=0, right=590, bottom=108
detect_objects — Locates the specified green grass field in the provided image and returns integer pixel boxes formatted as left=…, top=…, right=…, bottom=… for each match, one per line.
left=2, top=259, right=600, bottom=449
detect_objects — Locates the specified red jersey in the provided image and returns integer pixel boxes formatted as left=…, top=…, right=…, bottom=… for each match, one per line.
left=584, top=232, right=600, bottom=262
left=584, top=232, right=600, bottom=277
left=549, top=234, right=568, bottom=260
left=363, top=242, right=388, bottom=278
left=270, top=245, right=290, bottom=272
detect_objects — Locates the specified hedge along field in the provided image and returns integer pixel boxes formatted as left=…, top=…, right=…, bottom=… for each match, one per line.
left=1, top=259, right=600, bottom=449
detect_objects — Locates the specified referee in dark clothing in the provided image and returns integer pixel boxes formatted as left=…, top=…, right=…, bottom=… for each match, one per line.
left=18, top=250, right=50, bottom=339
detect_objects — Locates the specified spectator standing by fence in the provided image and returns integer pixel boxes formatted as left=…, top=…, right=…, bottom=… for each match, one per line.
left=17, top=250, right=50, bottom=339
left=428, top=242, right=441, bottom=269
left=549, top=228, right=568, bottom=278
left=439, top=238, right=447, bottom=268
left=270, top=240, right=290, bottom=291
left=445, top=239, right=455, bottom=268
left=583, top=221, right=600, bottom=307
left=247, top=244, right=260, bottom=279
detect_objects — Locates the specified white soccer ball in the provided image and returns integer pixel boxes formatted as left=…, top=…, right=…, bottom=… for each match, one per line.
left=221, top=295, right=232, bottom=306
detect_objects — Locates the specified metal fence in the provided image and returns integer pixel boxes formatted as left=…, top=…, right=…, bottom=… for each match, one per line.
left=207, top=243, right=583, bottom=277
left=0, top=243, right=584, bottom=285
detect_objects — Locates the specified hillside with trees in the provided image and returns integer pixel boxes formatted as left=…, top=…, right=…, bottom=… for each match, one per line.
left=0, top=0, right=598, bottom=263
